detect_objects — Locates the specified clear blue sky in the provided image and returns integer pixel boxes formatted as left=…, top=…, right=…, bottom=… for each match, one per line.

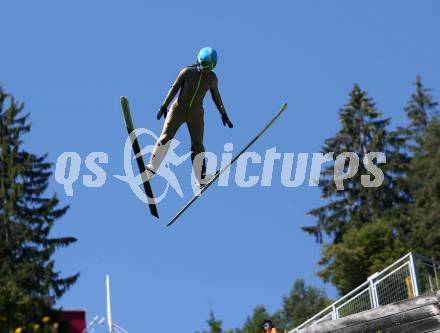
left=2, top=1, right=440, bottom=332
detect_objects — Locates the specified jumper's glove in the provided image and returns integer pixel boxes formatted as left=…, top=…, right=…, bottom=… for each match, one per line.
left=156, top=106, right=168, bottom=120
left=221, top=113, right=233, bottom=128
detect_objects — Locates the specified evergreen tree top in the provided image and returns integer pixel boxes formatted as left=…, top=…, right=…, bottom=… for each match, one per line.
left=0, top=87, right=78, bottom=328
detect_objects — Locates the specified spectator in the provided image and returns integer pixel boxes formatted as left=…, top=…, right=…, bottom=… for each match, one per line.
left=262, top=319, right=277, bottom=333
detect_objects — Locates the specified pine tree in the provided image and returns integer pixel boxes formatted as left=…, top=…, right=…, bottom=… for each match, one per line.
left=207, top=312, right=224, bottom=333
left=393, top=76, right=439, bottom=242
left=402, top=75, right=438, bottom=151
left=408, top=117, right=440, bottom=259
left=402, top=77, right=440, bottom=259
left=237, top=306, right=271, bottom=333
left=304, top=84, right=396, bottom=244
left=303, top=84, right=408, bottom=293
left=0, top=88, right=79, bottom=328
left=279, top=279, right=330, bottom=331
left=207, top=312, right=223, bottom=333
left=196, top=311, right=236, bottom=333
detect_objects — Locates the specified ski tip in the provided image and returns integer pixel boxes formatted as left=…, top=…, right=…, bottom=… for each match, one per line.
left=281, top=102, right=288, bottom=111
left=120, top=96, right=128, bottom=104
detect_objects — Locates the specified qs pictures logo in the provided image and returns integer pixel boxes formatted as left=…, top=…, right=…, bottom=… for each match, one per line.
left=54, top=128, right=387, bottom=203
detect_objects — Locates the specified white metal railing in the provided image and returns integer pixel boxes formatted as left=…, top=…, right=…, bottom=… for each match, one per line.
left=81, top=317, right=129, bottom=333
left=290, top=252, right=440, bottom=332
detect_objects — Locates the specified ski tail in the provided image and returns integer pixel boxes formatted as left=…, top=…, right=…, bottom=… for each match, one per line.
left=120, top=96, right=159, bottom=219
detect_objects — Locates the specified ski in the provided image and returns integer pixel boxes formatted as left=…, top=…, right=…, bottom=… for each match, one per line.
left=120, top=96, right=159, bottom=218
left=166, top=102, right=288, bottom=227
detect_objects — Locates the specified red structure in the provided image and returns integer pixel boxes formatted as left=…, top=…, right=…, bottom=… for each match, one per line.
left=59, top=310, right=86, bottom=333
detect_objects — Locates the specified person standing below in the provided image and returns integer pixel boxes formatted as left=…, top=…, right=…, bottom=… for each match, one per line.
left=145, top=47, right=233, bottom=187
left=262, top=320, right=278, bottom=333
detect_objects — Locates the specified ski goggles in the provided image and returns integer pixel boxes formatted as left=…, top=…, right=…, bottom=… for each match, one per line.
left=199, top=60, right=215, bottom=70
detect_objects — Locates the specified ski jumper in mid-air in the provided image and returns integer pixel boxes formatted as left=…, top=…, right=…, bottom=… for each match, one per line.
left=146, top=47, right=233, bottom=186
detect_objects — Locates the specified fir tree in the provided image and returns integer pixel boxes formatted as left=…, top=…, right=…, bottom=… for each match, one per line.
left=402, top=77, right=440, bottom=259
left=304, top=84, right=397, bottom=243
left=393, top=76, right=439, bottom=241
left=196, top=311, right=235, bottom=333
left=402, top=75, right=438, bottom=151
left=0, top=88, right=79, bottom=328
left=279, top=279, right=330, bottom=331
left=206, top=312, right=224, bottom=333
left=303, top=84, right=407, bottom=293
left=408, top=117, right=440, bottom=259
left=237, top=306, right=271, bottom=333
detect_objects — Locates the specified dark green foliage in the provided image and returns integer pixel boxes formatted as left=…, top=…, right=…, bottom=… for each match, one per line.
left=207, top=312, right=224, bottom=333
left=302, top=84, right=407, bottom=293
left=318, top=221, right=408, bottom=294
left=393, top=76, right=439, bottom=243
left=304, top=84, right=397, bottom=244
left=279, top=279, right=331, bottom=331
left=236, top=306, right=271, bottom=333
left=407, top=118, right=440, bottom=259
left=401, top=75, right=438, bottom=151
left=0, top=88, right=79, bottom=329
left=196, top=311, right=237, bottom=333
left=196, top=311, right=226, bottom=333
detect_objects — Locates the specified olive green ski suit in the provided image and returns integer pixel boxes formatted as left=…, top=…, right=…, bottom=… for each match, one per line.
left=150, top=65, right=226, bottom=181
